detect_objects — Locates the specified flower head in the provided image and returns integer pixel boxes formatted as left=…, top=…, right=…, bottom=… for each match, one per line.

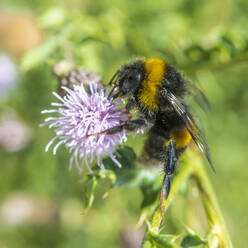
left=42, top=80, right=128, bottom=173
left=0, top=111, right=31, bottom=152
left=54, top=65, right=102, bottom=97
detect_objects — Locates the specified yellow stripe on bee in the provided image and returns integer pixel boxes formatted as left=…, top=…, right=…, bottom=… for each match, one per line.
left=170, top=127, right=191, bottom=149
left=138, top=58, right=166, bottom=110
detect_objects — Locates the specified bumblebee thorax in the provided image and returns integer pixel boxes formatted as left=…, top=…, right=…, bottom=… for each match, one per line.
left=138, top=58, right=166, bottom=110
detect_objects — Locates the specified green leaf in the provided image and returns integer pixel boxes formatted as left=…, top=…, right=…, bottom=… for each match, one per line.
left=139, top=170, right=162, bottom=210
left=104, top=147, right=162, bottom=209
left=178, top=223, right=207, bottom=248
left=140, top=183, right=160, bottom=209
left=83, top=176, right=98, bottom=211
left=82, top=170, right=116, bottom=212
left=103, top=146, right=137, bottom=170
left=82, top=146, right=137, bottom=211
left=148, top=232, right=179, bottom=248
left=181, top=234, right=207, bottom=247
left=102, top=146, right=138, bottom=187
left=20, top=38, right=57, bottom=71
left=150, top=207, right=162, bottom=233
left=180, top=224, right=207, bottom=247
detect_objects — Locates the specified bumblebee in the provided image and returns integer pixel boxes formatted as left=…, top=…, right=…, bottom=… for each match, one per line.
left=102, top=58, right=215, bottom=213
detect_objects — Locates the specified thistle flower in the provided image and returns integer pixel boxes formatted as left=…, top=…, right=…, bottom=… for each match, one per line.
left=53, top=65, right=102, bottom=97
left=0, top=111, right=31, bottom=152
left=42, top=81, right=128, bottom=173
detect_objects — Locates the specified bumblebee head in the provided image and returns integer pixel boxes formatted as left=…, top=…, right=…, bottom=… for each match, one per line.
left=108, top=60, right=145, bottom=99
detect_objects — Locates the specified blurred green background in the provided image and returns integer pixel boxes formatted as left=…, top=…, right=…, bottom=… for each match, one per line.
left=0, top=0, right=247, bottom=247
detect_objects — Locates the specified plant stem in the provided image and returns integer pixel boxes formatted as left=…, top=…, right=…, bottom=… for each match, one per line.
left=141, top=150, right=233, bottom=247
left=151, top=155, right=196, bottom=230
left=141, top=154, right=195, bottom=247
left=192, top=153, right=233, bottom=248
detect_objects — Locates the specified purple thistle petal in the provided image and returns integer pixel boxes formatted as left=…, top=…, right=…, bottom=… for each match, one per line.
left=42, top=81, right=128, bottom=173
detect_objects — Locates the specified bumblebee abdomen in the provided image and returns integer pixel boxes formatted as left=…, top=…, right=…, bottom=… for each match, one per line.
left=142, top=125, right=191, bottom=163
left=170, top=127, right=191, bottom=149
left=138, top=58, right=166, bottom=110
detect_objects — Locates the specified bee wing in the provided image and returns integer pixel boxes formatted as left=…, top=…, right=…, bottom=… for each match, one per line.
left=187, top=83, right=210, bottom=112
left=165, top=90, right=216, bottom=173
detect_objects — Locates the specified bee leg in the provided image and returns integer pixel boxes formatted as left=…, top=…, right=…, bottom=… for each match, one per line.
left=164, top=138, right=176, bottom=176
left=160, top=175, right=170, bottom=205
left=160, top=138, right=177, bottom=221
left=106, top=119, right=148, bottom=134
